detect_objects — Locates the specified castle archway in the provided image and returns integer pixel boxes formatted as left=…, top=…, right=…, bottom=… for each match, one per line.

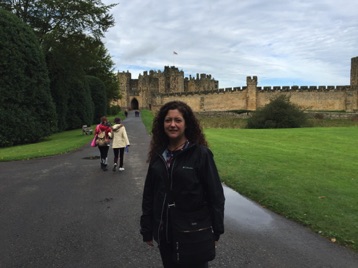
left=130, top=98, right=139, bottom=110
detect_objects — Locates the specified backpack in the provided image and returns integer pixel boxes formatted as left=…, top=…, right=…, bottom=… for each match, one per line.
left=96, top=130, right=108, bottom=146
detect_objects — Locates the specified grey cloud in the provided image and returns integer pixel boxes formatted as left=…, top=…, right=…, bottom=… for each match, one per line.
left=103, top=0, right=357, bottom=87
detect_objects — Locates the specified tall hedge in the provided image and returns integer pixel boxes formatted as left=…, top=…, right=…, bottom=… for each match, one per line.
left=46, top=40, right=96, bottom=131
left=66, top=77, right=94, bottom=129
left=86, top=75, right=107, bottom=124
left=0, top=9, right=57, bottom=147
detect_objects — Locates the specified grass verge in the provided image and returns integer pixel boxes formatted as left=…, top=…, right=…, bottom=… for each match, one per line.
left=140, top=109, right=155, bottom=134
left=0, top=129, right=94, bottom=161
left=205, top=127, right=358, bottom=251
left=0, top=113, right=124, bottom=161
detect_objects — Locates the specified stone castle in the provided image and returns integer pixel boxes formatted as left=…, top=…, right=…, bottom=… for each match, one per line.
left=116, top=57, right=358, bottom=113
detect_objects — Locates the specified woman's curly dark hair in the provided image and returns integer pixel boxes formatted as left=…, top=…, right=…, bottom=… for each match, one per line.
left=147, top=101, right=207, bottom=162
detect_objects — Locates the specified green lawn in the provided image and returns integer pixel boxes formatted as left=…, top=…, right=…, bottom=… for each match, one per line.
left=0, top=129, right=94, bottom=161
left=205, top=127, right=358, bottom=250
left=0, top=113, right=123, bottom=161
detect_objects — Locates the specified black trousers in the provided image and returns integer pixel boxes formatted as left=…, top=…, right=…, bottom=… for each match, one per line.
left=98, top=146, right=109, bottom=167
left=158, top=241, right=209, bottom=268
left=113, top=147, right=125, bottom=167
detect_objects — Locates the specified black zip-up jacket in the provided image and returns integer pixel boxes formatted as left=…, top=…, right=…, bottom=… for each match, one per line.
left=140, top=143, right=225, bottom=243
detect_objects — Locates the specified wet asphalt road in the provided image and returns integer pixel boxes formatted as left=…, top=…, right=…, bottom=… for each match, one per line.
left=1, top=111, right=358, bottom=268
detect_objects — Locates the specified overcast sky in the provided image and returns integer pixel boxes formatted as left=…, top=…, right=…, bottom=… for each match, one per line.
left=102, top=0, right=357, bottom=88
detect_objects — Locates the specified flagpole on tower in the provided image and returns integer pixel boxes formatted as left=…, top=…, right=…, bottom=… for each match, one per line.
left=173, top=51, right=178, bottom=67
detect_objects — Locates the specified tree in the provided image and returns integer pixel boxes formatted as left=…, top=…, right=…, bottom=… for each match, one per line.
left=0, top=9, right=57, bottom=147
left=86, top=76, right=107, bottom=123
left=0, top=0, right=117, bottom=52
left=1, top=0, right=119, bottom=131
left=46, top=36, right=96, bottom=130
left=247, top=95, right=307, bottom=129
left=84, top=41, right=120, bottom=106
left=66, top=77, right=94, bottom=129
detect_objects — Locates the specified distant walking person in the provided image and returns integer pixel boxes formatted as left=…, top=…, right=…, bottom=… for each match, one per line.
left=95, top=116, right=112, bottom=171
left=110, top=117, right=130, bottom=172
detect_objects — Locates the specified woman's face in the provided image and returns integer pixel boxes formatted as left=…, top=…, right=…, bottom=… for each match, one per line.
left=164, top=109, right=186, bottom=142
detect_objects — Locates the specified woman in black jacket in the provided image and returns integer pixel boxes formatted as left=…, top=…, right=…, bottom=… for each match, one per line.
left=140, top=101, right=225, bottom=268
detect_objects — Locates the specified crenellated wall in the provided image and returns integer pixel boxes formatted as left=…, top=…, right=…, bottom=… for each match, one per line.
left=116, top=57, right=358, bottom=113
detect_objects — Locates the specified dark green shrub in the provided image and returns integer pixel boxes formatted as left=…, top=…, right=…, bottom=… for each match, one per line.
left=0, top=9, right=57, bottom=147
left=46, top=50, right=71, bottom=131
left=314, top=113, right=325, bottom=119
left=66, top=77, right=94, bottom=129
left=229, top=110, right=250, bottom=115
left=108, top=105, right=121, bottom=116
left=247, top=95, right=307, bottom=129
left=47, top=48, right=95, bottom=131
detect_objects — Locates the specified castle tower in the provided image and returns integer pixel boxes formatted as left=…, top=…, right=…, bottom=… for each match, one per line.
left=163, top=66, right=184, bottom=92
left=185, top=73, right=218, bottom=92
left=117, top=71, right=132, bottom=109
left=246, top=76, right=258, bottom=111
left=349, top=56, right=358, bottom=112
left=138, top=71, right=160, bottom=109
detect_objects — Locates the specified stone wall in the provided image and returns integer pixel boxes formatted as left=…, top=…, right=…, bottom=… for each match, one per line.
left=152, top=86, right=356, bottom=113
left=117, top=57, right=358, bottom=113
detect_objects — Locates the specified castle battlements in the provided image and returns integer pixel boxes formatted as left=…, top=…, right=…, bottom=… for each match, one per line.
left=217, top=85, right=351, bottom=92
left=116, top=57, right=358, bottom=113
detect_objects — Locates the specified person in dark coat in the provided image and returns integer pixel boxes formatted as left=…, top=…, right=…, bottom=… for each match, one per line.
left=140, top=101, right=225, bottom=267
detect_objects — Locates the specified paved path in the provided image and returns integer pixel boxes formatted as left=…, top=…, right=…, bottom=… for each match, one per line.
left=1, top=111, right=358, bottom=267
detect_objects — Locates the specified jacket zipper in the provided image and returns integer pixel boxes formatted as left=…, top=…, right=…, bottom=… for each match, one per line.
left=156, top=147, right=190, bottom=244
left=157, top=192, right=167, bottom=246
left=156, top=153, right=172, bottom=245
left=165, top=157, right=176, bottom=243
